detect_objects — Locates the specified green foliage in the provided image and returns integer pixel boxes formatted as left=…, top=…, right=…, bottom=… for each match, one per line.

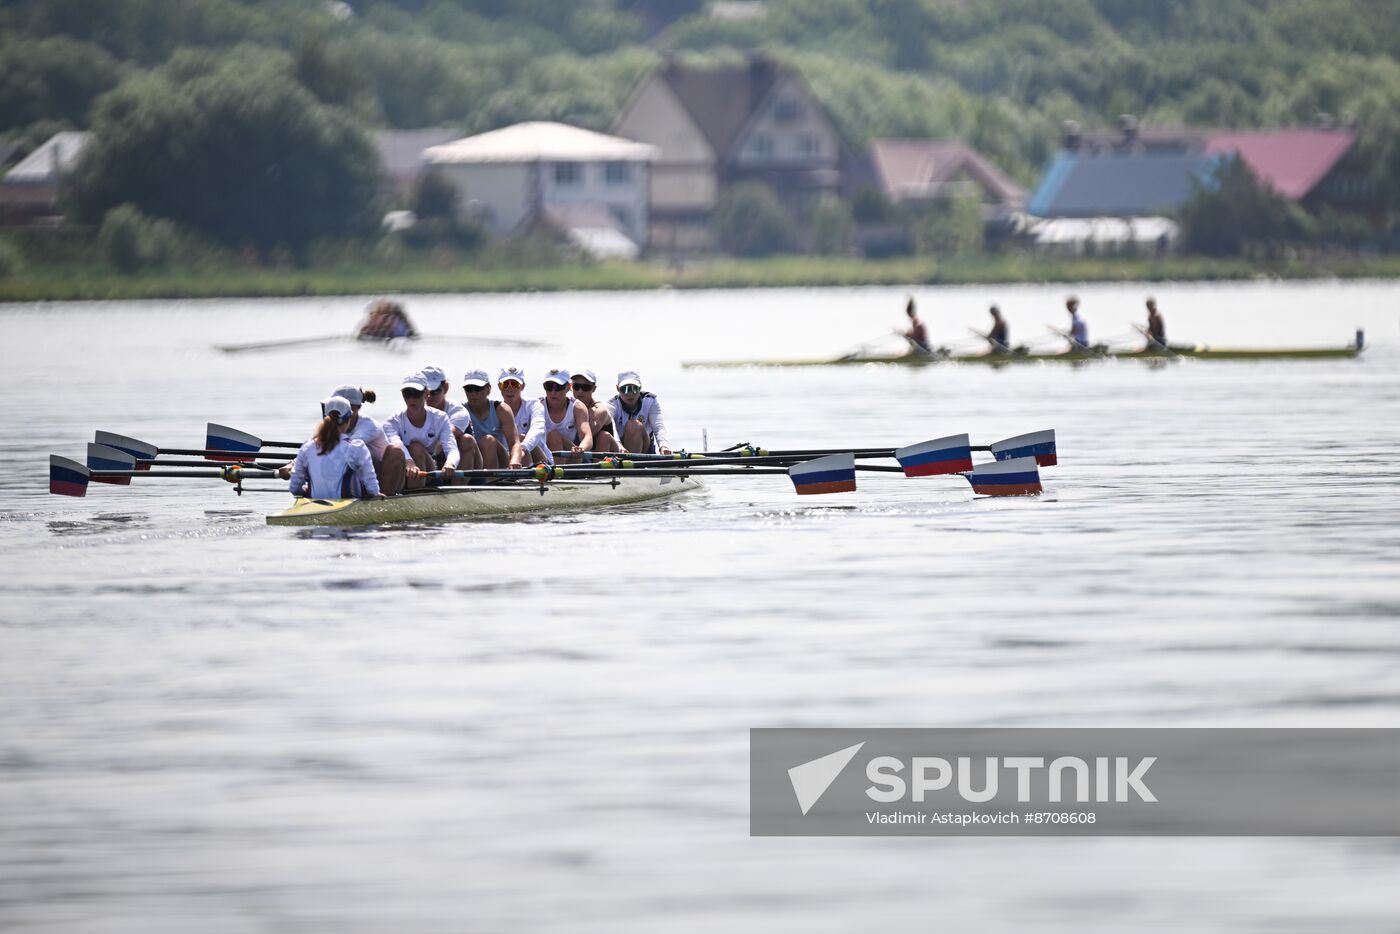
left=0, top=237, right=23, bottom=277
left=411, top=169, right=460, bottom=220
left=0, top=37, right=124, bottom=132
left=911, top=194, right=985, bottom=257
left=809, top=196, right=856, bottom=255
left=96, top=204, right=184, bottom=273
left=712, top=182, right=795, bottom=257
left=65, top=57, right=383, bottom=255
left=1178, top=156, right=1312, bottom=257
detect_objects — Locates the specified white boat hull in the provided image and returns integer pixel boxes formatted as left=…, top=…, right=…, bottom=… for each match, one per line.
left=267, top=475, right=702, bottom=527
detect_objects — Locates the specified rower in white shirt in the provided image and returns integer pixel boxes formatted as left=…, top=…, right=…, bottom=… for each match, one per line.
left=286, top=396, right=384, bottom=500
left=496, top=366, right=552, bottom=466
left=420, top=364, right=481, bottom=470
left=539, top=367, right=593, bottom=463
left=383, top=372, right=459, bottom=489
left=605, top=371, right=671, bottom=455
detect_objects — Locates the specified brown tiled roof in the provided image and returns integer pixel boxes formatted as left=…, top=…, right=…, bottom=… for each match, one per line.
left=657, top=58, right=782, bottom=155
left=868, top=139, right=1025, bottom=204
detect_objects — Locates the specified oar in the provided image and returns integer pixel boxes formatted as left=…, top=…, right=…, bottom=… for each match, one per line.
left=87, top=444, right=287, bottom=480
left=205, top=423, right=299, bottom=460
left=215, top=335, right=350, bottom=354
left=94, top=432, right=294, bottom=465
left=50, top=456, right=277, bottom=497
left=1132, top=323, right=1177, bottom=355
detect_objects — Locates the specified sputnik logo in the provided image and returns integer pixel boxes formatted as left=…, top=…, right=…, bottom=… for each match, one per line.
left=788, top=742, right=864, bottom=815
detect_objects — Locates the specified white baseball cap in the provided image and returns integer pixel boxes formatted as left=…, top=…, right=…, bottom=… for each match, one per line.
left=497, top=366, right=525, bottom=385
left=330, top=384, right=364, bottom=406
left=570, top=368, right=597, bottom=385
left=542, top=368, right=571, bottom=387
left=401, top=373, right=428, bottom=392
left=419, top=365, right=448, bottom=391
left=462, top=369, right=490, bottom=388
left=322, top=396, right=353, bottom=423
left=617, top=371, right=642, bottom=388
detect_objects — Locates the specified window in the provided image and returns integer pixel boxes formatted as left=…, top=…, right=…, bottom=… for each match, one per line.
left=605, top=161, right=631, bottom=185
left=774, top=98, right=802, bottom=122
left=752, top=133, right=773, bottom=157
left=554, top=162, right=581, bottom=185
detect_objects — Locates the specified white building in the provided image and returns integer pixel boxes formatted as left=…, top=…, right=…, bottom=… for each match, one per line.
left=424, top=122, right=658, bottom=258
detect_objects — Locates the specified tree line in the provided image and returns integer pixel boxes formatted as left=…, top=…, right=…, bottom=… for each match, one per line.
left=3, top=0, right=1399, bottom=261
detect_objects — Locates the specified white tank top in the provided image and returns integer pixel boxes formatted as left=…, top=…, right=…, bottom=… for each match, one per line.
left=288, top=438, right=379, bottom=499
left=346, top=414, right=389, bottom=463
left=384, top=407, right=460, bottom=469
left=541, top=396, right=580, bottom=443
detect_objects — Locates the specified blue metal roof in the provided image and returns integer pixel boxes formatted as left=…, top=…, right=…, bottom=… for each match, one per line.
left=1028, top=151, right=1221, bottom=217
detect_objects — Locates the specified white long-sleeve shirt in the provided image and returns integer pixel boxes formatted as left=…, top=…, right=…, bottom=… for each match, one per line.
left=513, top=397, right=552, bottom=465
left=288, top=438, right=379, bottom=499
left=383, top=407, right=460, bottom=470
left=606, top=393, right=669, bottom=453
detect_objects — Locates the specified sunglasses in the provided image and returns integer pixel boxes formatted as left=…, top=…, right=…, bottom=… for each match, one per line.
left=427, top=385, right=446, bottom=395
left=619, top=386, right=641, bottom=395
left=464, top=384, right=489, bottom=393
left=401, top=388, right=424, bottom=399
left=571, top=382, right=595, bottom=391
left=543, top=382, right=567, bottom=391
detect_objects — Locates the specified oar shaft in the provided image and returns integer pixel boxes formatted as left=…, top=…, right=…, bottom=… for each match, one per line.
left=142, top=459, right=285, bottom=470
left=164, top=446, right=295, bottom=460
left=89, top=469, right=275, bottom=479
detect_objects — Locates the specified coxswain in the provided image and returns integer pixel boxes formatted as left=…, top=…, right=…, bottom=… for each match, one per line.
left=984, top=305, right=1010, bottom=352
left=1144, top=297, right=1167, bottom=350
left=383, top=373, right=458, bottom=489
left=497, top=367, right=551, bottom=466
left=276, top=385, right=405, bottom=493
left=569, top=368, right=622, bottom=453
left=540, top=367, right=594, bottom=463
left=605, top=371, right=671, bottom=455
left=902, top=295, right=931, bottom=355
left=421, top=365, right=481, bottom=470
left=1065, top=296, right=1089, bottom=351
left=462, top=368, right=524, bottom=470
left=287, top=396, right=383, bottom=500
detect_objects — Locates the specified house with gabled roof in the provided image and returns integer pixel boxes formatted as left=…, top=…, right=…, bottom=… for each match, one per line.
left=613, top=55, right=853, bottom=252
left=867, top=139, right=1025, bottom=218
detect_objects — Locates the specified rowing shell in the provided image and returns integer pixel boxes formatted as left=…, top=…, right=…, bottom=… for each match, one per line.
left=267, top=475, right=702, bottom=526
left=683, top=341, right=1364, bottom=368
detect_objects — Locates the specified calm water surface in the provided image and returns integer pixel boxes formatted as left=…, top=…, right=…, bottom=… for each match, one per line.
left=2, top=281, right=1399, bottom=932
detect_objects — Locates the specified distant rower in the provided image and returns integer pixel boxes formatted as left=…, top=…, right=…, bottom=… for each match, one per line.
left=902, top=296, right=930, bottom=354
left=984, top=305, right=1009, bottom=352
left=1144, top=297, right=1167, bottom=349
left=1065, top=296, right=1089, bottom=350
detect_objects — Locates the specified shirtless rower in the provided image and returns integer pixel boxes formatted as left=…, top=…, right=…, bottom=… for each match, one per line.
left=1144, top=297, right=1167, bottom=350
left=902, top=296, right=931, bottom=355
left=569, top=368, right=622, bottom=453
left=982, top=305, right=1010, bottom=352
left=605, top=371, right=671, bottom=455
left=540, top=367, right=593, bottom=463
left=421, top=364, right=481, bottom=470
left=383, top=372, right=458, bottom=490
left=461, top=368, right=523, bottom=470
left=497, top=367, right=551, bottom=466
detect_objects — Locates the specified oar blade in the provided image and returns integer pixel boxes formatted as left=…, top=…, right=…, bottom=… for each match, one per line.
left=206, top=422, right=263, bottom=462
left=964, top=456, right=1042, bottom=496
left=87, top=443, right=136, bottom=485
left=94, top=430, right=158, bottom=461
left=895, top=434, right=973, bottom=477
left=788, top=453, right=857, bottom=495
left=990, top=429, right=1057, bottom=467
left=50, top=455, right=90, bottom=497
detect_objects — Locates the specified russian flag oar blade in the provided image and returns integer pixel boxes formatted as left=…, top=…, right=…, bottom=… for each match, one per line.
left=87, top=443, right=137, bottom=485
left=206, top=422, right=263, bottom=462
left=789, top=453, right=857, bottom=495
left=964, top=457, right=1042, bottom=496
left=94, top=430, right=159, bottom=462
left=50, top=455, right=91, bottom=497
left=895, top=434, right=974, bottom=477
left=990, top=429, right=1057, bottom=467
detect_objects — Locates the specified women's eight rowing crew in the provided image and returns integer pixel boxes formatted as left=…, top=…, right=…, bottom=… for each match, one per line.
left=283, top=367, right=671, bottom=501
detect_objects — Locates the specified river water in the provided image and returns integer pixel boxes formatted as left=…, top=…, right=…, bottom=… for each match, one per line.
left=1, top=281, right=1398, bottom=933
